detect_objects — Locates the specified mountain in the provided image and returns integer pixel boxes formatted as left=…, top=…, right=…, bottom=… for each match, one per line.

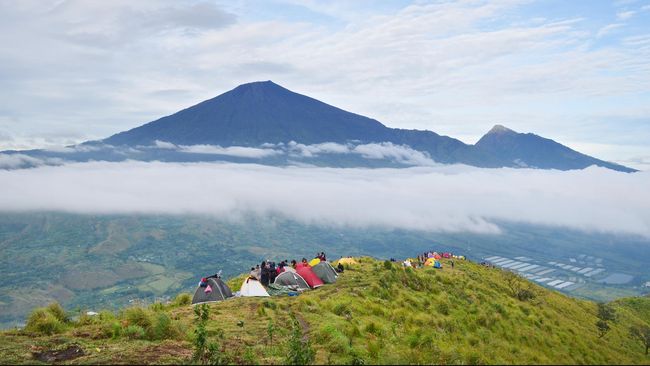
left=2, top=257, right=649, bottom=364
left=100, top=81, right=633, bottom=172
left=1, top=81, right=635, bottom=172
left=475, top=124, right=633, bottom=171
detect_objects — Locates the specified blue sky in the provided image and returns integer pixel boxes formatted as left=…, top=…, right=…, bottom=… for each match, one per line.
left=0, top=0, right=648, bottom=169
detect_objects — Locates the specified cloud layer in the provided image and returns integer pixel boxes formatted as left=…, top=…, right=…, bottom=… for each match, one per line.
left=1, top=161, right=648, bottom=238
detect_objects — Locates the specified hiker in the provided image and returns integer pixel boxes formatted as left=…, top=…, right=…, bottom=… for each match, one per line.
left=337, top=262, right=344, bottom=273
left=301, top=258, right=308, bottom=266
left=451, top=260, right=455, bottom=269
left=320, top=252, right=327, bottom=261
left=269, top=262, right=278, bottom=283
left=249, top=267, right=258, bottom=280
left=291, top=259, right=298, bottom=268
left=260, top=261, right=270, bottom=286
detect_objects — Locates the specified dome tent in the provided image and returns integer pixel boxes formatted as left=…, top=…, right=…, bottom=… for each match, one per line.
left=274, top=271, right=310, bottom=291
left=240, top=278, right=270, bottom=297
left=295, top=263, right=324, bottom=288
left=312, top=262, right=338, bottom=284
left=192, top=277, right=233, bottom=305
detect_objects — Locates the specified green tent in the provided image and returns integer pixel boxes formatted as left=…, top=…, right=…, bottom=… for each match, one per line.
left=192, top=278, right=233, bottom=305
left=312, top=262, right=338, bottom=284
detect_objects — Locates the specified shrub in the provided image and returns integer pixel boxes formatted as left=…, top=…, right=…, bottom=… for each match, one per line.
left=437, top=302, right=450, bottom=316
left=46, top=302, right=69, bottom=323
left=383, top=260, right=393, bottom=270
left=123, top=325, right=146, bottom=339
left=332, top=302, right=351, bottom=317
left=124, top=307, right=152, bottom=329
left=173, top=293, right=192, bottom=306
left=363, top=321, right=383, bottom=336
left=152, top=313, right=179, bottom=340
left=25, top=308, right=64, bottom=335
left=76, top=312, right=97, bottom=326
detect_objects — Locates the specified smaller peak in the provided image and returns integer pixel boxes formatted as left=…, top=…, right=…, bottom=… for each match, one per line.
left=487, top=124, right=516, bottom=135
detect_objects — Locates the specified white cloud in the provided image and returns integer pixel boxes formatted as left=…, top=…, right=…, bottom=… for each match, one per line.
left=154, top=140, right=177, bottom=149
left=177, top=144, right=282, bottom=158
left=616, top=10, right=636, bottom=20
left=0, top=153, right=63, bottom=169
left=596, top=23, right=624, bottom=38
left=352, top=142, right=436, bottom=166
left=0, top=161, right=649, bottom=238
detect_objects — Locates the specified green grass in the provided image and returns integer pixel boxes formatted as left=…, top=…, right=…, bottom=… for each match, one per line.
left=1, top=257, right=649, bottom=364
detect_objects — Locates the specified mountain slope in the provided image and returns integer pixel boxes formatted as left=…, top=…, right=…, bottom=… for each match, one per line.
left=475, top=125, right=635, bottom=172
left=104, top=81, right=394, bottom=147
left=1, top=257, right=649, bottom=364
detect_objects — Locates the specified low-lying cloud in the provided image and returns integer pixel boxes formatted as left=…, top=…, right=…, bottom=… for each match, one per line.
left=1, top=161, right=649, bottom=238
left=153, top=140, right=437, bottom=166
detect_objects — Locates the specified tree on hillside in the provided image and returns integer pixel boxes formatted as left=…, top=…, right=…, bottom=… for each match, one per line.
left=630, top=324, right=650, bottom=355
left=596, top=320, right=610, bottom=338
left=597, top=303, right=617, bottom=322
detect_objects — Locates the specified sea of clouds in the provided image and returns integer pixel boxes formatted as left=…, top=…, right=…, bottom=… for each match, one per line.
left=0, top=161, right=648, bottom=238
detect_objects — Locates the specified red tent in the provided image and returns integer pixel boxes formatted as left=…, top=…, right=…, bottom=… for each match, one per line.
left=442, top=253, right=451, bottom=259
left=295, top=263, right=324, bottom=288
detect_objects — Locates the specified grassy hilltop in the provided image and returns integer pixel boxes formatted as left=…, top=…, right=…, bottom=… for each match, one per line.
left=1, top=257, right=649, bottom=365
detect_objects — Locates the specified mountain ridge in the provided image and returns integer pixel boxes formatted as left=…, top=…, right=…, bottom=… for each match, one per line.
left=1, top=81, right=636, bottom=172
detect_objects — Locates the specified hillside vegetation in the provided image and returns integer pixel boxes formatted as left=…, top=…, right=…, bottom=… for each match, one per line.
left=1, top=257, right=649, bottom=365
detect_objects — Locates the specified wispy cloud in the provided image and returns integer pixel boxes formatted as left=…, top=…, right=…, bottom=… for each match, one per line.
left=617, top=10, right=636, bottom=20
left=0, top=161, right=649, bottom=238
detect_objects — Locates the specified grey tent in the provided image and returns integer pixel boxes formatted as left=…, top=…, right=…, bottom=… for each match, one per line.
left=192, top=277, right=233, bottom=305
left=312, top=262, right=338, bottom=284
left=274, top=271, right=310, bottom=291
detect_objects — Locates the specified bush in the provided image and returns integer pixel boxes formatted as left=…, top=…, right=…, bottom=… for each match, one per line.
left=437, top=302, right=450, bottom=316
left=25, top=308, right=65, bottom=335
left=46, top=302, right=69, bottom=323
left=123, top=325, right=146, bottom=339
left=152, top=313, right=178, bottom=340
left=173, top=293, right=192, bottom=306
left=124, top=307, right=153, bottom=329
left=383, top=260, right=393, bottom=270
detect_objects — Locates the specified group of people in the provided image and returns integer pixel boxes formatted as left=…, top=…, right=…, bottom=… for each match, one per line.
left=247, top=252, right=342, bottom=286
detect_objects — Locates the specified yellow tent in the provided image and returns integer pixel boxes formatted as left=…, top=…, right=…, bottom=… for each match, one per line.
left=309, top=258, right=321, bottom=267
left=337, top=257, right=358, bottom=265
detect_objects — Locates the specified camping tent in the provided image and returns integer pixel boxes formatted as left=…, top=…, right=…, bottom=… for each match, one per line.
left=240, top=278, right=270, bottom=297
left=424, top=258, right=442, bottom=268
left=274, top=271, right=311, bottom=291
left=309, top=258, right=321, bottom=267
left=296, top=263, right=324, bottom=288
left=337, top=257, right=358, bottom=265
left=192, top=278, right=233, bottom=305
left=442, top=253, right=451, bottom=259
left=312, top=262, right=338, bottom=284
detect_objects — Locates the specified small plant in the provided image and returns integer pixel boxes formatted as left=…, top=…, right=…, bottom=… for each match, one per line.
left=193, top=304, right=228, bottom=365
left=267, top=320, right=276, bottom=345
left=173, top=293, right=192, bottom=306
left=123, top=325, right=146, bottom=339
left=285, top=315, right=315, bottom=365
